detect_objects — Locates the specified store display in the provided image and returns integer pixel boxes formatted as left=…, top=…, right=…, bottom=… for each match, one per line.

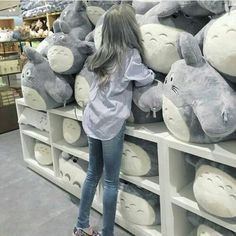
left=0, top=30, right=14, bottom=42
left=132, top=0, right=160, bottom=14
left=196, top=10, right=236, bottom=83
left=152, top=0, right=226, bottom=18
left=131, top=76, right=164, bottom=123
left=163, top=32, right=236, bottom=143
left=186, top=155, right=236, bottom=218
left=21, top=47, right=74, bottom=111
left=122, top=136, right=158, bottom=176
left=63, top=118, right=88, bottom=147
left=74, top=67, right=93, bottom=108
left=187, top=211, right=235, bottom=236
left=13, top=25, right=31, bottom=40
left=18, top=107, right=49, bottom=132
left=55, top=0, right=92, bottom=41
left=34, top=141, right=52, bottom=165
left=47, top=21, right=94, bottom=75
left=118, top=182, right=161, bottom=226
left=59, top=152, right=87, bottom=194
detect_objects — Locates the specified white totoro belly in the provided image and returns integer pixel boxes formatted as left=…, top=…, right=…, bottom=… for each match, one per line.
left=75, top=74, right=90, bottom=108
left=34, top=142, right=52, bottom=165
left=193, top=164, right=236, bottom=218
left=63, top=118, right=82, bottom=145
left=117, top=191, right=156, bottom=226
left=121, top=141, right=151, bottom=176
left=163, top=96, right=190, bottom=142
left=86, top=6, right=105, bottom=26
left=204, top=10, right=236, bottom=77
left=22, top=86, right=47, bottom=111
left=197, top=224, right=223, bottom=236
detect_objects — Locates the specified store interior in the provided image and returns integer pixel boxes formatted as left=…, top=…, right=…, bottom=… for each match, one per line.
left=1, top=0, right=236, bottom=236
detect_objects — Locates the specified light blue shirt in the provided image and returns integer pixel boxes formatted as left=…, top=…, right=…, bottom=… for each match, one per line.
left=82, top=48, right=155, bottom=140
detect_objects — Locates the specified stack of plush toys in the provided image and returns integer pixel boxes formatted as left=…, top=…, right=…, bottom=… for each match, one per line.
left=20, top=0, right=236, bottom=232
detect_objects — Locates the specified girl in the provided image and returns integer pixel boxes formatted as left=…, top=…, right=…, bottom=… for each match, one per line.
left=73, top=4, right=155, bottom=236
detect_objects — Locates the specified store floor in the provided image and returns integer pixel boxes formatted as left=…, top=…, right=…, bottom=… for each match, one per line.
left=0, top=130, right=132, bottom=236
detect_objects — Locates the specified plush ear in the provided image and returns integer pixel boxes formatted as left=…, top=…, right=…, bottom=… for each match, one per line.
left=24, top=47, right=44, bottom=64
left=78, top=41, right=95, bottom=55
left=59, top=21, right=71, bottom=34
left=53, top=20, right=61, bottom=33
left=75, top=0, right=86, bottom=11
left=151, top=1, right=180, bottom=17
left=177, top=32, right=204, bottom=66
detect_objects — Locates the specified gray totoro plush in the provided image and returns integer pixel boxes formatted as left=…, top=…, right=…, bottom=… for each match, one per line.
left=152, top=0, right=228, bottom=18
left=21, top=47, right=74, bottom=111
left=130, top=73, right=164, bottom=124
left=195, top=10, right=236, bottom=83
left=122, top=136, right=159, bottom=176
left=47, top=21, right=95, bottom=75
left=55, top=0, right=92, bottom=40
left=118, top=181, right=161, bottom=226
left=187, top=211, right=235, bottom=236
left=186, top=155, right=236, bottom=218
left=163, top=32, right=236, bottom=144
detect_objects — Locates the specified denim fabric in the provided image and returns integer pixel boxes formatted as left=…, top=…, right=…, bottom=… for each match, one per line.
left=76, top=123, right=126, bottom=236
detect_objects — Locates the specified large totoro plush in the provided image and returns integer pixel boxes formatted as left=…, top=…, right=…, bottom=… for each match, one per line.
left=47, top=21, right=95, bottom=75
left=21, top=47, right=74, bottom=111
left=54, top=0, right=92, bottom=40
left=195, top=10, right=236, bottom=83
left=163, top=32, right=236, bottom=144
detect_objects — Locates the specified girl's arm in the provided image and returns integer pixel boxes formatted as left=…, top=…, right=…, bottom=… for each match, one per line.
left=124, top=49, right=155, bottom=87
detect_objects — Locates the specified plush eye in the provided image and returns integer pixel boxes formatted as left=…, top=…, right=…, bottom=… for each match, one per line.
left=172, top=13, right=178, bottom=19
left=26, top=69, right=31, bottom=77
left=170, top=76, right=174, bottom=82
left=184, top=14, right=190, bottom=18
left=164, top=79, right=167, bottom=84
left=59, top=35, right=64, bottom=39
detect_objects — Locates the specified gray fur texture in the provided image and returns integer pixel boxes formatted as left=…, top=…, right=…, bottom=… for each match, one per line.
left=163, top=32, right=236, bottom=143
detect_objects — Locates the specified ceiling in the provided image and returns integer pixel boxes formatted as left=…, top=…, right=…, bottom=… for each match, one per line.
left=0, top=1, right=21, bottom=17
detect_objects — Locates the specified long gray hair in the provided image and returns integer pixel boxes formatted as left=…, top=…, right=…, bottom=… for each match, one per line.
left=87, top=4, right=144, bottom=87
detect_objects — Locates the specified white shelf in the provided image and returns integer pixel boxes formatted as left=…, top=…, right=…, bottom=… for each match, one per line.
left=53, top=140, right=89, bottom=162
left=165, top=135, right=236, bottom=168
left=120, top=173, right=160, bottom=195
left=21, top=125, right=50, bottom=144
left=172, top=183, right=236, bottom=232
left=49, top=104, right=82, bottom=120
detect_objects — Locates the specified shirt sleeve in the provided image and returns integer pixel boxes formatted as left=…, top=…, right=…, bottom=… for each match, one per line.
left=124, top=49, right=155, bottom=87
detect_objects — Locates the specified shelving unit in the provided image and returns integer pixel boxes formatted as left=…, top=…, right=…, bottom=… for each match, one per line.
left=16, top=98, right=236, bottom=236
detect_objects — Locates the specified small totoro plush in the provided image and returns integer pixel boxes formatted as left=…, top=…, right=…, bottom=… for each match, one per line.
left=187, top=211, right=235, bottom=236
left=186, top=155, right=236, bottom=218
left=54, top=0, right=92, bottom=40
left=195, top=10, right=236, bottom=83
left=47, top=21, right=94, bottom=75
left=117, top=181, right=161, bottom=226
left=163, top=32, right=236, bottom=143
left=34, top=141, right=52, bottom=166
left=21, top=47, right=74, bottom=111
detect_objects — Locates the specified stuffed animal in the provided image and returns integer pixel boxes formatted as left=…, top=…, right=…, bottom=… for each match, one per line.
left=117, top=182, right=161, bottom=226
left=195, top=10, right=236, bottom=83
left=74, top=66, right=94, bottom=108
left=151, top=0, right=228, bottom=18
left=55, top=0, right=92, bottom=40
left=59, top=152, right=87, bottom=194
left=0, top=30, right=14, bottom=42
left=21, top=47, right=74, bottom=111
left=34, top=141, right=52, bottom=165
left=63, top=118, right=88, bottom=147
left=18, top=107, right=49, bottom=132
left=186, top=155, right=236, bottom=218
left=163, top=32, right=236, bottom=144
left=132, top=0, right=160, bottom=14
left=122, top=136, right=158, bottom=176
left=187, top=211, right=235, bottom=236
left=131, top=73, right=164, bottom=123
left=47, top=21, right=94, bottom=75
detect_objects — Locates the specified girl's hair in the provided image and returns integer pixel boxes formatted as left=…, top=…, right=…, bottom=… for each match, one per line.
left=87, top=4, right=144, bottom=87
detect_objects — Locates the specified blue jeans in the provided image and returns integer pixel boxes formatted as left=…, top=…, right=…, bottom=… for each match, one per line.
left=76, top=123, right=126, bottom=236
